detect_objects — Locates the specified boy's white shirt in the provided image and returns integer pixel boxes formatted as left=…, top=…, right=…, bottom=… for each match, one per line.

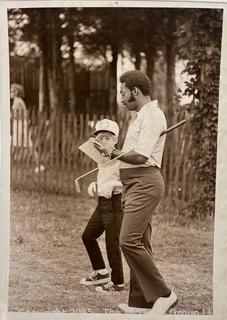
left=96, top=160, right=122, bottom=198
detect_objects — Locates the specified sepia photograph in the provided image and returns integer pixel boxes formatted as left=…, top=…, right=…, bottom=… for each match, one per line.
left=0, top=1, right=227, bottom=319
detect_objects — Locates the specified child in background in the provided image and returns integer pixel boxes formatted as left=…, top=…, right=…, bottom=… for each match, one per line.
left=80, top=119, right=125, bottom=293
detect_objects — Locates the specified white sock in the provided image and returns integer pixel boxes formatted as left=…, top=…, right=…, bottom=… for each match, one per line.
left=96, top=268, right=108, bottom=275
left=116, top=283, right=124, bottom=287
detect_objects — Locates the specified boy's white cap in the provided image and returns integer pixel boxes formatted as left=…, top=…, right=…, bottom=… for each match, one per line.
left=93, top=119, right=119, bottom=138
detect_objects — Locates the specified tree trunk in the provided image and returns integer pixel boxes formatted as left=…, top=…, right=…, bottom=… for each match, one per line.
left=166, top=48, right=176, bottom=124
left=164, top=15, right=177, bottom=198
left=145, top=48, right=155, bottom=99
left=44, top=9, right=63, bottom=114
left=38, top=12, right=50, bottom=114
left=38, top=53, right=44, bottom=112
left=68, top=34, right=76, bottom=113
left=109, top=45, right=118, bottom=116
left=134, top=50, right=141, bottom=70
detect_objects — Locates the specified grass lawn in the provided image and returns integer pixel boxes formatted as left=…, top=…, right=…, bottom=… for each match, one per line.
left=8, top=189, right=213, bottom=315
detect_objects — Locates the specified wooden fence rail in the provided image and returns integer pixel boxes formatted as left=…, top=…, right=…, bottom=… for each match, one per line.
left=11, top=109, right=193, bottom=204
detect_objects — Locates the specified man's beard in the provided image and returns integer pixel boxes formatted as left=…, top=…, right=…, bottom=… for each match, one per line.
left=128, top=92, right=136, bottom=103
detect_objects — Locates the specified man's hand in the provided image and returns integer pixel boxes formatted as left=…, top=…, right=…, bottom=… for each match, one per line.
left=88, top=181, right=98, bottom=197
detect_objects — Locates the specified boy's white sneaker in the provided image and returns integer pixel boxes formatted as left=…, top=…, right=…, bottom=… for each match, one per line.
left=95, top=281, right=125, bottom=293
left=80, top=270, right=110, bottom=286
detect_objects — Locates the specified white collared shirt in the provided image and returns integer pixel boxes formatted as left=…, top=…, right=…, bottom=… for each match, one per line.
left=97, top=161, right=123, bottom=196
left=120, top=100, right=167, bottom=169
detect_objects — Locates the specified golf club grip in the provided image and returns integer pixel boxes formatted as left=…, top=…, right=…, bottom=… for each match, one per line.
left=160, top=119, right=186, bottom=136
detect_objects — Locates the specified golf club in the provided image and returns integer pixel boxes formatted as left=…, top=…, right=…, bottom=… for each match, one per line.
left=75, top=119, right=186, bottom=192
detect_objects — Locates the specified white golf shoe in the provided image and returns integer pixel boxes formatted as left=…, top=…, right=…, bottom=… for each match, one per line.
left=147, top=291, right=178, bottom=315
left=118, top=303, right=151, bottom=314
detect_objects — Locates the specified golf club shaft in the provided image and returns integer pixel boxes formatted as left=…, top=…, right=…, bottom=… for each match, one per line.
left=160, top=119, right=186, bottom=136
left=75, top=149, right=133, bottom=182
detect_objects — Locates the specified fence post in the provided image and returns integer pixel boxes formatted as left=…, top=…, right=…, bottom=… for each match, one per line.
left=55, top=113, right=60, bottom=192
left=61, top=113, right=66, bottom=191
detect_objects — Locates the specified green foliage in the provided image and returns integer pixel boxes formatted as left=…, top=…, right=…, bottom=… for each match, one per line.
left=176, top=9, right=223, bottom=217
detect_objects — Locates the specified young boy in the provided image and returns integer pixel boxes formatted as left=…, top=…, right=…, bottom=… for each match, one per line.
left=80, top=119, right=125, bottom=293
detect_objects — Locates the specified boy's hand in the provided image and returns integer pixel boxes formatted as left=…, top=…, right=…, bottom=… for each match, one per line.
left=102, top=186, right=113, bottom=199
left=100, top=182, right=116, bottom=199
left=93, top=140, right=114, bottom=157
left=88, top=182, right=98, bottom=197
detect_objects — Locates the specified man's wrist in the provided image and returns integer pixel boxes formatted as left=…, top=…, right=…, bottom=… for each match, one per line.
left=110, top=148, right=118, bottom=159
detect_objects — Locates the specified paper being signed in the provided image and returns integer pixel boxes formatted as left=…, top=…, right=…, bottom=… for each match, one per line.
left=79, top=139, right=109, bottom=165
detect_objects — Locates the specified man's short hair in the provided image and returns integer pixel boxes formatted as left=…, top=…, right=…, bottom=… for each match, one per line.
left=119, top=70, right=151, bottom=96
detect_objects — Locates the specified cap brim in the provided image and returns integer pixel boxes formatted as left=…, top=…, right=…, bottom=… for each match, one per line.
left=92, top=129, right=116, bottom=137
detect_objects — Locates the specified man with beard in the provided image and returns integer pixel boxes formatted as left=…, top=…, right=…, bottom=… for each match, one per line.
left=94, top=70, right=177, bottom=315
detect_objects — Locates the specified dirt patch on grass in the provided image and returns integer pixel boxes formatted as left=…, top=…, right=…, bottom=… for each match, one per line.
left=8, top=190, right=213, bottom=314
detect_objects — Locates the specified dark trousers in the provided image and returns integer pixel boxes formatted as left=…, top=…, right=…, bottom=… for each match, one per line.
left=119, top=166, right=171, bottom=308
left=82, top=194, right=124, bottom=285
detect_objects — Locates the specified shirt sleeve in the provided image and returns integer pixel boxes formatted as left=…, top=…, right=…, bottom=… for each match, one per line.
left=134, top=115, right=165, bottom=158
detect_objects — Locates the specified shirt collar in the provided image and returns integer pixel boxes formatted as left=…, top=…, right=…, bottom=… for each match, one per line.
left=136, top=100, right=158, bottom=119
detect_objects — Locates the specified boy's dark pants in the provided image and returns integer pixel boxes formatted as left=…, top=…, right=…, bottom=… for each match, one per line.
left=119, top=166, right=171, bottom=308
left=82, top=194, right=124, bottom=285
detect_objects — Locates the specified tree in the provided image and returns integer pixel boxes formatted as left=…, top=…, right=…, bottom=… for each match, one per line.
left=176, top=8, right=223, bottom=216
